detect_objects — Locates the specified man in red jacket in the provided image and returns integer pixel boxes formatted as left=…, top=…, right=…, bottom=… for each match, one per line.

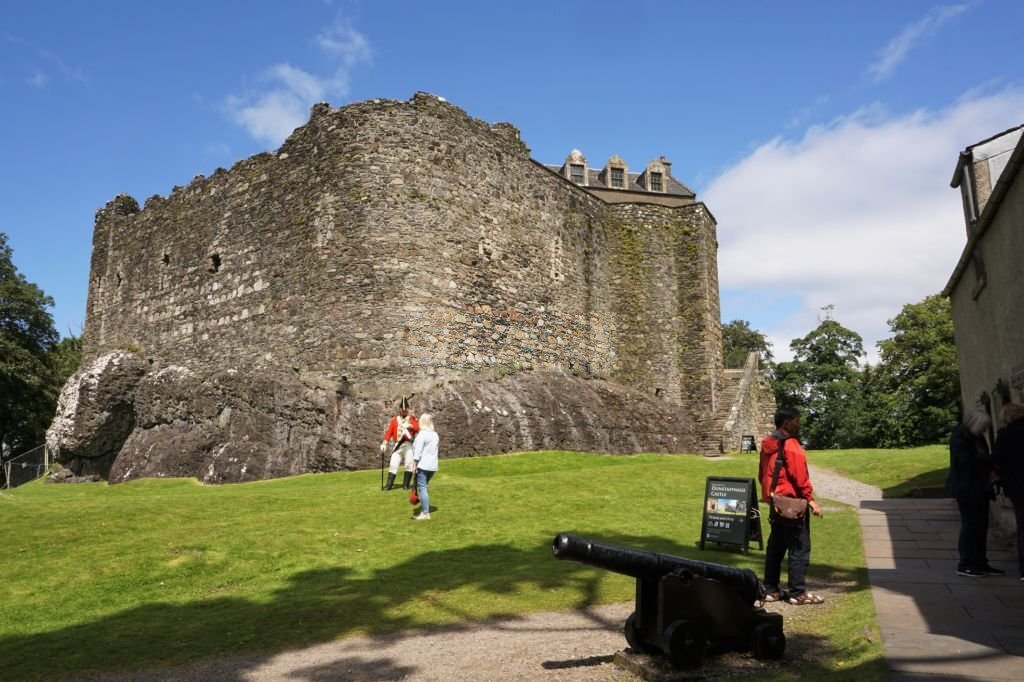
left=759, top=407, right=824, bottom=605
left=381, top=396, right=420, bottom=490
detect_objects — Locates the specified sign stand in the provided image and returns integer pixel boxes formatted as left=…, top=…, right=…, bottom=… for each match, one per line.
left=699, top=476, right=763, bottom=554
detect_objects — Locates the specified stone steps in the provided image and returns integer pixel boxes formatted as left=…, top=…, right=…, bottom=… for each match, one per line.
left=698, top=370, right=744, bottom=454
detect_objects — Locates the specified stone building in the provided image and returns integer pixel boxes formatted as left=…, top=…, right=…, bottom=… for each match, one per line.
left=48, top=93, right=771, bottom=484
left=944, top=123, right=1024, bottom=530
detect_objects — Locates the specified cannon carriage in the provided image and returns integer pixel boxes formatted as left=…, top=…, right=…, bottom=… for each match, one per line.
left=552, top=533, right=785, bottom=668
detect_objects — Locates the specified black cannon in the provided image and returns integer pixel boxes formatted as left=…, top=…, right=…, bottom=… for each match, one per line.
left=552, top=533, right=785, bottom=667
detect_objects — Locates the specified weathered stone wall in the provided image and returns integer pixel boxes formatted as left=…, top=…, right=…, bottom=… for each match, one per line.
left=599, top=202, right=721, bottom=412
left=68, top=93, right=725, bottom=481
left=950, top=159, right=1024, bottom=414
left=83, top=93, right=720, bottom=415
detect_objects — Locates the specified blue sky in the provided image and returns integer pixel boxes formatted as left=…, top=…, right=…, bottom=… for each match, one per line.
left=2, top=1, right=1022, bottom=362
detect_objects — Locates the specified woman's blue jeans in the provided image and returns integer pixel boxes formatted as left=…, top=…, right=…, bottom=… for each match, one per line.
left=416, top=469, right=435, bottom=513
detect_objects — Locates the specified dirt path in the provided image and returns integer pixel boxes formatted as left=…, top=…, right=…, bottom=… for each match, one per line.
left=87, top=603, right=639, bottom=682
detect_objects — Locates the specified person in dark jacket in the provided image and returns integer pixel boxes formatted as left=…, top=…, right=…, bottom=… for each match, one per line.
left=993, top=402, right=1024, bottom=580
left=945, top=407, right=1002, bottom=577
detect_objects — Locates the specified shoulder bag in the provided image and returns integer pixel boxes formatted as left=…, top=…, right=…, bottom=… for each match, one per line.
left=769, top=435, right=808, bottom=527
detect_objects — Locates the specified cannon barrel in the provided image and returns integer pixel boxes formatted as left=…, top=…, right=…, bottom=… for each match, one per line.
left=552, top=533, right=765, bottom=604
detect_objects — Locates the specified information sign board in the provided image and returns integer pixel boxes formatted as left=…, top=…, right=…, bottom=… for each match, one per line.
left=699, top=476, right=763, bottom=553
left=740, top=435, right=757, bottom=453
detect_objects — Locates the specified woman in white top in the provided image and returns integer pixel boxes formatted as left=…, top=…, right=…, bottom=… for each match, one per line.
left=411, top=413, right=440, bottom=520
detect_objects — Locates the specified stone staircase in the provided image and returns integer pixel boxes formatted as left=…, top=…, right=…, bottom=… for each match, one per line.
left=698, top=369, right=744, bottom=454
left=698, top=352, right=776, bottom=456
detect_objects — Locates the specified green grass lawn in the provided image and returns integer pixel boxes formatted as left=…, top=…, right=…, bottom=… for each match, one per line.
left=1, top=451, right=888, bottom=680
left=809, top=445, right=948, bottom=497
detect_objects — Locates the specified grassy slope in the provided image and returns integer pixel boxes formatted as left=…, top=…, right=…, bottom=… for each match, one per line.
left=1, top=451, right=883, bottom=679
left=809, top=445, right=948, bottom=497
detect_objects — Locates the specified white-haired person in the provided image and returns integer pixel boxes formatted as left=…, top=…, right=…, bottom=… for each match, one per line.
left=411, top=413, right=439, bottom=520
left=945, top=407, right=1002, bottom=577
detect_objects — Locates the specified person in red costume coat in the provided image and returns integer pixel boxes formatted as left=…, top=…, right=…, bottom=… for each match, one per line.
left=381, top=396, right=420, bottom=490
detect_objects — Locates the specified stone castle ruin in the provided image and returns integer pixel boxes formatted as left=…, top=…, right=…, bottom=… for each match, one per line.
left=47, top=92, right=772, bottom=484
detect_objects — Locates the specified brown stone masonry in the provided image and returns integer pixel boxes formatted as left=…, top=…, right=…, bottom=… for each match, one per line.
left=56, top=92, right=725, bottom=482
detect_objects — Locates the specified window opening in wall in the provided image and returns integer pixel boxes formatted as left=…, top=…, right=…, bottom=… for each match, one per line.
left=162, top=253, right=170, bottom=265
left=209, top=254, right=221, bottom=273
left=650, top=172, right=663, bottom=191
left=570, top=164, right=585, bottom=184
left=611, top=167, right=624, bottom=188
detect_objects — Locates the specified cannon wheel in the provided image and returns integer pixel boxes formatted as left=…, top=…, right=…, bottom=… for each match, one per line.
left=663, top=619, right=708, bottom=668
left=624, top=612, right=658, bottom=654
left=751, top=621, right=786, bottom=659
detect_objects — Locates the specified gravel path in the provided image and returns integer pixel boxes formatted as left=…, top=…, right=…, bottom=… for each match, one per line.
left=808, top=464, right=883, bottom=507
left=86, top=604, right=639, bottom=682
left=80, top=465, right=880, bottom=682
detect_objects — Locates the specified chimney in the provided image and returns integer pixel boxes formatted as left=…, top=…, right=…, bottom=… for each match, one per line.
left=660, top=155, right=672, bottom=174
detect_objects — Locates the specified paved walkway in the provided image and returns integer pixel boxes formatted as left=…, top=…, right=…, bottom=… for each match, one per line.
left=859, top=497, right=1023, bottom=681
left=809, top=465, right=1023, bottom=680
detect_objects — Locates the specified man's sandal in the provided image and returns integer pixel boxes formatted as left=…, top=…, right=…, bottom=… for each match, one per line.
left=762, top=592, right=782, bottom=602
left=787, top=592, right=824, bottom=605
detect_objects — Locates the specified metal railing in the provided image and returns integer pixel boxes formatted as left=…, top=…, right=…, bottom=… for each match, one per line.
left=2, top=444, right=49, bottom=489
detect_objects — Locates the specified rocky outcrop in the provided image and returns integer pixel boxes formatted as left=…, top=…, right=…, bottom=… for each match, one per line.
left=46, top=351, right=147, bottom=479
left=47, top=357, right=699, bottom=484
left=110, top=365, right=347, bottom=483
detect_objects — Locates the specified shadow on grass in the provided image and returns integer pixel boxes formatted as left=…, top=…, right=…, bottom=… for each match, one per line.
left=1, top=534, right=873, bottom=680
left=883, top=467, right=948, bottom=498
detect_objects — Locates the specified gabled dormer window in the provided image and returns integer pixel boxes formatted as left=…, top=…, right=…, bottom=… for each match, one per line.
left=561, top=149, right=588, bottom=187
left=641, top=158, right=670, bottom=193
left=601, top=155, right=628, bottom=190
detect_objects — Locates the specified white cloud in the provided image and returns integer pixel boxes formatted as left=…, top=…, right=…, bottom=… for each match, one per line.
left=225, top=64, right=325, bottom=144
left=705, top=86, right=1024, bottom=363
left=868, top=3, right=972, bottom=82
left=317, top=20, right=372, bottom=67
left=225, top=17, right=372, bottom=146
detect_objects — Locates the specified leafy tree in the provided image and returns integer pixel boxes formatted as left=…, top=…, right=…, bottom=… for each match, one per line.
left=721, top=319, right=774, bottom=369
left=773, top=314, right=869, bottom=449
left=50, top=334, right=83, bottom=386
left=869, top=294, right=960, bottom=447
left=0, top=233, right=60, bottom=458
